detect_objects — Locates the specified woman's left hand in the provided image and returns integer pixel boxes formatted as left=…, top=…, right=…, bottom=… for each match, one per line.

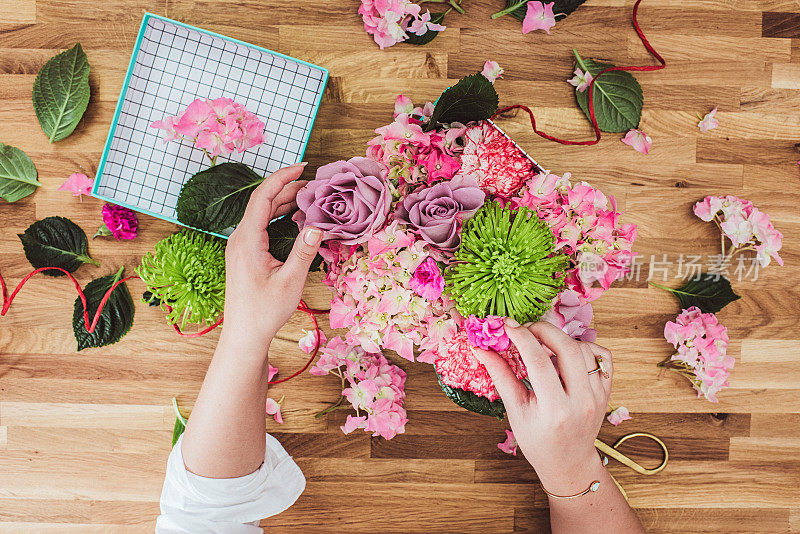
left=222, top=163, right=322, bottom=343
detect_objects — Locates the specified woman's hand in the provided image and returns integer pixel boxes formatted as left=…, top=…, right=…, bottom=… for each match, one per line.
left=222, top=163, right=322, bottom=344
left=476, top=320, right=613, bottom=495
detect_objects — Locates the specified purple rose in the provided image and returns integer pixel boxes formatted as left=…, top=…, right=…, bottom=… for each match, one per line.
left=394, top=175, right=485, bottom=251
left=293, top=157, right=391, bottom=245
left=465, top=315, right=510, bottom=352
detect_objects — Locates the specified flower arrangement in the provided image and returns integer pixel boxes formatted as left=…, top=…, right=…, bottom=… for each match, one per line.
left=292, top=68, right=636, bottom=433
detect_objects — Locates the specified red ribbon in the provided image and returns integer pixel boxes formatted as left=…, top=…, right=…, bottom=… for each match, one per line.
left=492, top=0, right=666, bottom=146
left=0, top=267, right=328, bottom=384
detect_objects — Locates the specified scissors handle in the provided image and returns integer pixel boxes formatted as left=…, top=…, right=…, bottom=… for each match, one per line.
left=594, top=432, right=669, bottom=475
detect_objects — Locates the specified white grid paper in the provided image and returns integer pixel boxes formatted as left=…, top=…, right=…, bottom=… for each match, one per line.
left=95, top=16, right=326, bottom=228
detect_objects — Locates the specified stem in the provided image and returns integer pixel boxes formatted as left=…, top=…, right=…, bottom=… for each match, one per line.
left=314, top=396, right=348, bottom=419
left=647, top=281, right=672, bottom=292
left=78, top=254, right=101, bottom=267
left=491, top=0, right=527, bottom=19
left=573, top=49, right=589, bottom=72
left=448, top=0, right=465, bottom=14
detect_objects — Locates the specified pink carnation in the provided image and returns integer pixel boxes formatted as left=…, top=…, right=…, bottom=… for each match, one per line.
left=101, top=204, right=138, bottom=240
left=464, top=315, right=510, bottom=352
left=459, top=122, right=535, bottom=197
left=434, top=330, right=527, bottom=401
left=409, top=257, right=445, bottom=300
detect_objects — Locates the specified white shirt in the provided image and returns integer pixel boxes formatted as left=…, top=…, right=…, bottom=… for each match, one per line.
left=156, top=433, right=305, bottom=533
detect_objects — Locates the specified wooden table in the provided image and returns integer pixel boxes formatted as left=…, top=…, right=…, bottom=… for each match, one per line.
left=1, top=0, right=799, bottom=531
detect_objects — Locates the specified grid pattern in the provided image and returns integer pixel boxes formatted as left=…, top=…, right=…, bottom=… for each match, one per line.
left=95, top=16, right=327, bottom=233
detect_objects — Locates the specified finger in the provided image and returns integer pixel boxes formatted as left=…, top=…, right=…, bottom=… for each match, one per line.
left=504, top=319, right=564, bottom=402
left=278, top=225, right=323, bottom=285
left=271, top=180, right=306, bottom=212
left=474, top=348, right=528, bottom=408
left=273, top=201, right=298, bottom=219
left=528, top=322, right=591, bottom=397
left=587, top=342, right=613, bottom=398
left=239, top=163, right=307, bottom=231
left=580, top=343, right=604, bottom=400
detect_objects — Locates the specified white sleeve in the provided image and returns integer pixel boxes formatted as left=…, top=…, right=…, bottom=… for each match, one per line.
left=156, top=433, right=305, bottom=534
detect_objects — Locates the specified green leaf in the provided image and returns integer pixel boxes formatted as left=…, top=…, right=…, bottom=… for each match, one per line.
left=405, top=13, right=446, bottom=45
left=0, top=143, right=41, bottom=202
left=171, top=398, right=188, bottom=447
left=650, top=273, right=741, bottom=314
left=32, top=43, right=91, bottom=143
left=176, top=162, right=264, bottom=233
left=437, top=374, right=506, bottom=420
left=267, top=215, right=324, bottom=272
left=72, top=266, right=135, bottom=351
left=503, top=0, right=588, bottom=21
left=423, top=73, right=499, bottom=132
left=573, top=52, right=643, bottom=133
left=18, top=216, right=99, bottom=277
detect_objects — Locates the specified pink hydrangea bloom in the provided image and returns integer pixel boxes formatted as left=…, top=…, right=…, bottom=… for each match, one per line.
left=606, top=406, right=631, bottom=426
left=323, top=224, right=458, bottom=363
left=409, top=257, right=445, bottom=300
left=541, top=289, right=597, bottom=342
left=481, top=60, right=504, bottom=84
left=464, top=315, right=510, bottom=352
left=498, top=429, right=518, bottom=455
left=693, top=195, right=783, bottom=267
left=698, top=106, right=719, bottom=133
left=265, top=396, right=284, bottom=424
left=522, top=1, right=556, bottom=34
left=268, top=364, right=278, bottom=382
left=150, top=97, right=265, bottom=158
left=513, top=171, right=636, bottom=302
left=567, top=68, right=593, bottom=93
left=298, top=329, right=327, bottom=354
left=664, top=307, right=733, bottom=402
left=359, top=0, right=443, bottom=49
left=58, top=173, right=94, bottom=198
left=621, top=129, right=652, bottom=154
left=459, top=121, right=536, bottom=197
left=314, top=336, right=407, bottom=440
left=434, top=330, right=527, bottom=401
left=101, top=204, right=138, bottom=240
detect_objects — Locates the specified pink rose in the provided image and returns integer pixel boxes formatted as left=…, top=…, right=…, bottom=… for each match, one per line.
left=464, top=315, right=510, bottom=352
left=100, top=204, right=138, bottom=240
left=409, top=257, right=444, bottom=301
left=294, top=157, right=391, bottom=245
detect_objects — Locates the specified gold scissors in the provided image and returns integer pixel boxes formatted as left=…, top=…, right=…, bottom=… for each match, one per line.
left=593, top=432, right=669, bottom=500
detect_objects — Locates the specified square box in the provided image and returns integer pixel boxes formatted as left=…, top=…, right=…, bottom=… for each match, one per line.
left=92, top=13, right=329, bottom=238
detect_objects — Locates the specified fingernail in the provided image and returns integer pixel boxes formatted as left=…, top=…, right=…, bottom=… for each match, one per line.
left=504, top=317, right=520, bottom=328
left=296, top=161, right=309, bottom=167
left=303, top=226, right=322, bottom=245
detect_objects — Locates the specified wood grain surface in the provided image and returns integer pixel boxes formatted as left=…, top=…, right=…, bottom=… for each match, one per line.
left=1, top=0, right=799, bottom=532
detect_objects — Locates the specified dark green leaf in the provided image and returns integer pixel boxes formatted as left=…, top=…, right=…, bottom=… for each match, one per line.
left=405, top=13, right=446, bottom=45
left=176, top=162, right=264, bottom=233
left=171, top=398, right=188, bottom=447
left=19, top=216, right=99, bottom=277
left=267, top=215, right=324, bottom=272
left=651, top=273, right=741, bottom=314
left=32, top=43, right=91, bottom=143
left=423, top=73, right=499, bottom=132
left=573, top=53, right=643, bottom=133
left=142, top=290, right=174, bottom=307
left=0, top=143, right=40, bottom=202
left=437, top=374, right=506, bottom=420
left=72, top=267, right=135, bottom=351
left=504, top=0, right=588, bottom=21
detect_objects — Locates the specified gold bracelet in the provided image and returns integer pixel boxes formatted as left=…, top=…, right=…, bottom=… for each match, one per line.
left=541, top=480, right=601, bottom=499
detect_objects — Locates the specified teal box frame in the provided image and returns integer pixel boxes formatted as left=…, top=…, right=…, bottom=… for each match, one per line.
left=91, top=12, right=329, bottom=239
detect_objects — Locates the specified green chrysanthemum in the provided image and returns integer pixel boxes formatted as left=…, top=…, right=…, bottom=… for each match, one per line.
left=445, top=201, right=568, bottom=323
left=136, top=230, right=226, bottom=327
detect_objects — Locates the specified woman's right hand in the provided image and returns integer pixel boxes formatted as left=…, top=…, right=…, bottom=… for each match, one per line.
left=475, top=320, right=614, bottom=495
